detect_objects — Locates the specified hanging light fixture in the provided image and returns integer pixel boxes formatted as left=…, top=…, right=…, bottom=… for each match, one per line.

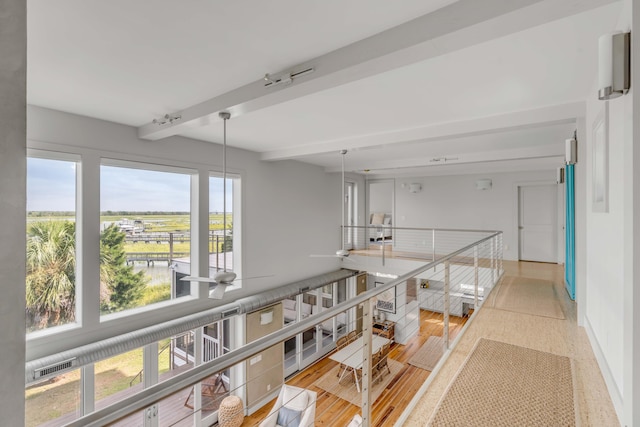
left=180, top=111, right=236, bottom=299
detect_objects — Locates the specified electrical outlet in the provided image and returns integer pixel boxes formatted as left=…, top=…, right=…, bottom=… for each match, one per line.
left=267, top=384, right=271, bottom=391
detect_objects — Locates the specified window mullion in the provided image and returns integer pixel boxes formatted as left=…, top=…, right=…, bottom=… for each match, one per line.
left=78, top=152, right=101, bottom=330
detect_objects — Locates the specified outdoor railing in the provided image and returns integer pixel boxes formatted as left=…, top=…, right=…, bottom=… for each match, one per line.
left=34, top=228, right=503, bottom=427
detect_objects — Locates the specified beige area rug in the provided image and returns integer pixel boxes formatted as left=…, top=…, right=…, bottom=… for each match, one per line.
left=408, top=335, right=444, bottom=371
left=428, top=338, right=578, bottom=427
left=492, top=276, right=565, bottom=319
left=314, top=358, right=403, bottom=407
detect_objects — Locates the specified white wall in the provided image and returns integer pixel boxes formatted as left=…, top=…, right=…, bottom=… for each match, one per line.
left=0, top=1, right=26, bottom=425
left=26, top=106, right=343, bottom=359
left=368, top=179, right=394, bottom=215
left=583, top=1, right=638, bottom=424
left=394, top=170, right=558, bottom=261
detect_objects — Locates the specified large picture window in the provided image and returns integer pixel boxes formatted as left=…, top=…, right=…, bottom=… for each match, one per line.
left=209, top=175, right=234, bottom=274
left=26, top=156, right=78, bottom=333
left=100, top=162, right=192, bottom=315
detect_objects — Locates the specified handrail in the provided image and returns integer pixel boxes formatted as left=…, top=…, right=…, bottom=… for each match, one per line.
left=65, top=231, right=501, bottom=427
left=351, top=224, right=502, bottom=234
left=128, top=340, right=172, bottom=387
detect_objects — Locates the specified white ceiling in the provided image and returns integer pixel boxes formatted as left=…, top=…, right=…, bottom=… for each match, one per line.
left=27, top=0, right=623, bottom=176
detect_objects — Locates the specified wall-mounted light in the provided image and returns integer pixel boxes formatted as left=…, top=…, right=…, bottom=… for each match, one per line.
left=476, top=179, right=492, bottom=191
left=565, top=135, right=577, bottom=165
left=598, top=32, right=630, bottom=100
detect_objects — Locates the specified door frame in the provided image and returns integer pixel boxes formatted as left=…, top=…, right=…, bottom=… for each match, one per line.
left=513, top=180, right=563, bottom=263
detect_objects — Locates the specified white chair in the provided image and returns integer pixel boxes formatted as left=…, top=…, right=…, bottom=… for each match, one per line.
left=259, top=384, right=317, bottom=427
left=347, top=414, right=363, bottom=426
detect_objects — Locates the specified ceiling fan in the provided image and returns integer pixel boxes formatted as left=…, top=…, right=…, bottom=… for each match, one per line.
left=311, top=149, right=352, bottom=260
left=181, top=112, right=270, bottom=299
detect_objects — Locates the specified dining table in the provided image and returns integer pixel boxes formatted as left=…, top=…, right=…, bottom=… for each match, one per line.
left=329, top=334, right=390, bottom=392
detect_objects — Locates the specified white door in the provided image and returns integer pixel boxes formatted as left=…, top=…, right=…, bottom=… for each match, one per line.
left=518, top=184, right=557, bottom=263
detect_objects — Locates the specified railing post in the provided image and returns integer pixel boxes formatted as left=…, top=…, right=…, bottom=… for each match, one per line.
left=361, top=298, right=373, bottom=427
left=381, top=237, right=386, bottom=266
left=499, top=233, right=503, bottom=275
left=491, top=237, right=495, bottom=285
left=474, top=245, right=479, bottom=308
left=432, top=229, right=436, bottom=270
left=444, top=261, right=450, bottom=349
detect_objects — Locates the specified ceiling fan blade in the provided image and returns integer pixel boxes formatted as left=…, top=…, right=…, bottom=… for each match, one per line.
left=180, top=276, right=219, bottom=284
left=208, top=283, right=228, bottom=299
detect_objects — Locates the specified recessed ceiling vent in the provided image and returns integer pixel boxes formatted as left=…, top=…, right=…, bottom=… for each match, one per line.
left=33, top=358, right=77, bottom=380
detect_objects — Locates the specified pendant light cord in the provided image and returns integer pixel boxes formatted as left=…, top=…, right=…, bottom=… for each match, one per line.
left=219, top=112, right=231, bottom=273
left=341, top=150, right=347, bottom=251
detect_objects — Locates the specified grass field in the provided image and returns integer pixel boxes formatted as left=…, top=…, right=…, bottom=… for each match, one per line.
left=25, top=339, right=173, bottom=427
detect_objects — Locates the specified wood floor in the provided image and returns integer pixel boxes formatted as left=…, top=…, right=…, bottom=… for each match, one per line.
left=241, top=310, right=468, bottom=426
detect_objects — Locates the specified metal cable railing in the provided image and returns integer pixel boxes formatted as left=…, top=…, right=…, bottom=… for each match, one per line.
left=33, top=229, right=503, bottom=427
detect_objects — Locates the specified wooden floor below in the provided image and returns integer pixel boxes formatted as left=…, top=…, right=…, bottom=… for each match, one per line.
left=241, top=310, right=468, bottom=426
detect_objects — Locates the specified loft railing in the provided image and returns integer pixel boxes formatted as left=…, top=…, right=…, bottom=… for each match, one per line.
left=33, top=229, right=503, bottom=427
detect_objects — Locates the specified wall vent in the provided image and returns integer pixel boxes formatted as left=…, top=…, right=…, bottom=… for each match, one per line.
left=34, top=358, right=77, bottom=380
left=222, top=307, right=240, bottom=318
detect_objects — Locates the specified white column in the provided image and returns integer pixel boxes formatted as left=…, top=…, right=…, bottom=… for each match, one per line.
left=0, top=2, right=26, bottom=425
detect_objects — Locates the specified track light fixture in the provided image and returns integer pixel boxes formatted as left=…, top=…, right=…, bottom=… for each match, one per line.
left=152, top=113, right=182, bottom=125
left=429, top=157, right=459, bottom=163
left=263, top=67, right=314, bottom=88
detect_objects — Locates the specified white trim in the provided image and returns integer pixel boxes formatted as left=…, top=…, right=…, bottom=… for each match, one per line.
left=584, top=315, right=623, bottom=423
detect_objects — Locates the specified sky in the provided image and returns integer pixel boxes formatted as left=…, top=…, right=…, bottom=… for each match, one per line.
left=27, top=158, right=232, bottom=212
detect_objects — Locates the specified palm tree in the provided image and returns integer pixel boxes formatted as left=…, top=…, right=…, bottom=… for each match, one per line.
left=26, top=221, right=77, bottom=329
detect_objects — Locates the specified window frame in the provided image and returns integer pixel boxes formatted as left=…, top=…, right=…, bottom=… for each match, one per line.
left=25, top=142, right=243, bottom=365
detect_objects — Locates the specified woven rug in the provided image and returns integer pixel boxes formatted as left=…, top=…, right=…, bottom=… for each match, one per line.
left=408, top=335, right=444, bottom=371
left=314, top=358, right=402, bottom=407
left=492, top=276, right=565, bottom=319
left=428, top=338, right=578, bottom=427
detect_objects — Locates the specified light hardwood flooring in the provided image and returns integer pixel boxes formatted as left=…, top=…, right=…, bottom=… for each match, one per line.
left=405, top=261, right=620, bottom=427
left=243, top=260, right=618, bottom=426
left=241, top=310, right=469, bottom=426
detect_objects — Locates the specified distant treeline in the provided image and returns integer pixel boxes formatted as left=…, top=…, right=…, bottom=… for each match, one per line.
left=28, top=211, right=192, bottom=217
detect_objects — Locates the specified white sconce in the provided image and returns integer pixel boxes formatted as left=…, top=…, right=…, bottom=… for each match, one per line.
left=476, top=179, right=492, bottom=191
left=598, top=32, right=630, bottom=100
left=565, top=136, right=577, bottom=165
left=409, top=183, right=422, bottom=193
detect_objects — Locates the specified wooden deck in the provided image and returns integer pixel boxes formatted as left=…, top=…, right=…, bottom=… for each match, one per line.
left=241, top=309, right=468, bottom=427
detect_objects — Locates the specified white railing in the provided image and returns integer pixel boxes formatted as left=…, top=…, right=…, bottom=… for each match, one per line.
left=33, top=229, right=503, bottom=427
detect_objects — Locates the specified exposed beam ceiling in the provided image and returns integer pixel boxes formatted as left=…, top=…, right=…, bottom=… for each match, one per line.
left=137, top=0, right=614, bottom=142
left=28, top=0, right=623, bottom=175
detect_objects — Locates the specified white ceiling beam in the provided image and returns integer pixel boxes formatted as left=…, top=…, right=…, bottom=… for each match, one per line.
left=138, top=0, right=611, bottom=141
left=262, top=102, right=583, bottom=161
left=365, top=157, right=563, bottom=178
left=326, top=143, right=565, bottom=173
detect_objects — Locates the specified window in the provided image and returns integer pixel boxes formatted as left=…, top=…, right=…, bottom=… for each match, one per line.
left=95, top=348, right=144, bottom=410
left=25, top=368, right=81, bottom=427
left=209, top=175, right=234, bottom=277
left=100, top=163, right=191, bottom=315
left=26, top=156, right=78, bottom=333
